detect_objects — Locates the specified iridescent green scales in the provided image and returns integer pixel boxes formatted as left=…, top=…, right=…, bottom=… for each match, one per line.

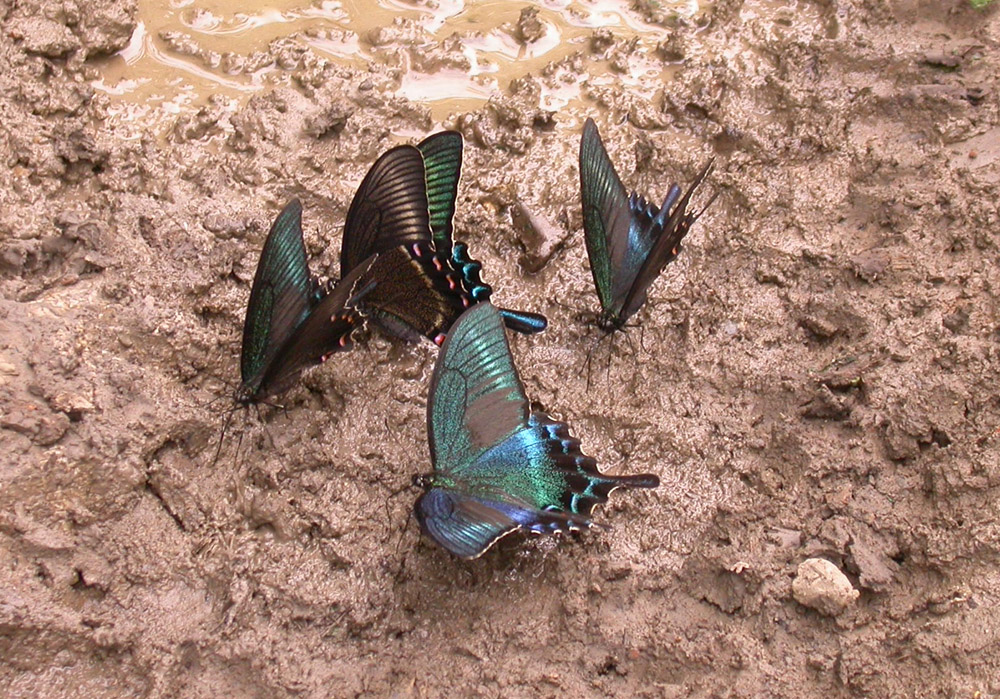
left=415, top=302, right=659, bottom=559
left=416, top=130, right=462, bottom=252
left=240, top=200, right=313, bottom=395
left=236, top=199, right=371, bottom=405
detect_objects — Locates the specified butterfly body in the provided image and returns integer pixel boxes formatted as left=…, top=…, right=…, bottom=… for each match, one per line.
left=580, top=118, right=715, bottom=331
left=415, top=302, right=658, bottom=559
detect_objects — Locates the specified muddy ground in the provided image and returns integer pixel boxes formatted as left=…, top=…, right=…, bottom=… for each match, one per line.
left=2, top=0, right=1000, bottom=696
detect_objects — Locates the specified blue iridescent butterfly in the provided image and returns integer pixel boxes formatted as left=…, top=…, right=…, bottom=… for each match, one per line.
left=580, top=117, right=716, bottom=332
left=340, top=132, right=547, bottom=345
left=414, top=302, right=659, bottom=559
left=235, top=199, right=377, bottom=406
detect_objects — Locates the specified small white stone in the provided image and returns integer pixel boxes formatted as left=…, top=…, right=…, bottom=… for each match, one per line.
left=792, top=558, right=859, bottom=616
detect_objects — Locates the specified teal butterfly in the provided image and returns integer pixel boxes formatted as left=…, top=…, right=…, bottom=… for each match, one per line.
left=340, top=132, right=547, bottom=345
left=580, top=118, right=716, bottom=332
left=236, top=199, right=376, bottom=405
left=414, top=302, right=659, bottom=558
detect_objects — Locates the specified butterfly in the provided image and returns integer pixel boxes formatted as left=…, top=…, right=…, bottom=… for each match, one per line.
left=340, top=131, right=547, bottom=346
left=413, top=302, right=659, bottom=559
left=235, top=199, right=377, bottom=406
left=579, top=117, right=716, bottom=333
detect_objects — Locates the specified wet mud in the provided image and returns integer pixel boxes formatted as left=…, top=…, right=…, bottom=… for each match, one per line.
left=2, top=0, right=1000, bottom=696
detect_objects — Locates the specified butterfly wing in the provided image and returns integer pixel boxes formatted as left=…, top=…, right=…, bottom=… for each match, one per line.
left=427, top=302, right=529, bottom=474
left=415, top=488, right=593, bottom=560
left=417, top=133, right=548, bottom=335
left=580, top=118, right=638, bottom=320
left=240, top=199, right=313, bottom=393
left=417, top=131, right=463, bottom=253
left=619, top=159, right=715, bottom=320
left=341, top=137, right=546, bottom=343
left=421, top=302, right=658, bottom=558
left=339, top=145, right=432, bottom=276
left=251, top=255, right=377, bottom=400
left=356, top=244, right=468, bottom=344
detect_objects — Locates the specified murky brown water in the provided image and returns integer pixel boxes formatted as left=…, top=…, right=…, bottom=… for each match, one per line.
left=94, top=0, right=706, bottom=129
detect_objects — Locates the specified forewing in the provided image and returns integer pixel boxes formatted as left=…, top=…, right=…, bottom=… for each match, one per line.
left=427, top=303, right=529, bottom=477
left=240, top=199, right=312, bottom=386
left=340, top=145, right=432, bottom=275
left=620, top=159, right=714, bottom=319
left=580, top=118, right=632, bottom=316
left=417, top=131, right=463, bottom=252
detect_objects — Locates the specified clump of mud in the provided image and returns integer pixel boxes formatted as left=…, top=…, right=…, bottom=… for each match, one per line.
left=2, top=1, right=1000, bottom=696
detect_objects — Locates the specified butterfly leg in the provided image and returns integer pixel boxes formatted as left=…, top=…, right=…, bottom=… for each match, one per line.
left=605, top=334, right=614, bottom=384
left=585, top=330, right=615, bottom=390
left=585, top=339, right=599, bottom=391
left=211, top=406, right=238, bottom=468
left=622, top=326, right=638, bottom=359
left=232, top=418, right=246, bottom=472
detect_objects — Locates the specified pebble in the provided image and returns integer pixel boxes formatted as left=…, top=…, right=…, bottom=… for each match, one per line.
left=792, top=558, right=859, bottom=616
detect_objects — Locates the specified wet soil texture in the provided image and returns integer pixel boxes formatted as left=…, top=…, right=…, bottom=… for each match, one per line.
left=1, top=0, right=1000, bottom=696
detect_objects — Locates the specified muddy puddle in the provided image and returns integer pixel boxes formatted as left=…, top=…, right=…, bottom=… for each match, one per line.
left=93, top=0, right=707, bottom=129
left=4, top=0, right=1000, bottom=695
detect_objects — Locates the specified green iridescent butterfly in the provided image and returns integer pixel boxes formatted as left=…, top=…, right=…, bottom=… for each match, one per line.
left=580, top=117, right=716, bottom=332
left=340, top=132, right=547, bottom=346
left=413, top=302, right=659, bottom=559
left=235, top=199, right=376, bottom=406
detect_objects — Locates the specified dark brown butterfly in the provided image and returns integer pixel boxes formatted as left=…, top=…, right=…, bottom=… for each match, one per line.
left=340, top=132, right=547, bottom=346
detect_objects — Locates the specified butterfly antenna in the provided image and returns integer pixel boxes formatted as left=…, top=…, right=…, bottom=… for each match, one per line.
left=394, top=503, right=415, bottom=561
left=391, top=504, right=418, bottom=586
left=548, top=297, right=584, bottom=316
left=695, top=190, right=720, bottom=220
left=549, top=297, right=600, bottom=326
left=196, top=373, right=239, bottom=411
left=381, top=479, right=412, bottom=535
left=201, top=393, right=231, bottom=411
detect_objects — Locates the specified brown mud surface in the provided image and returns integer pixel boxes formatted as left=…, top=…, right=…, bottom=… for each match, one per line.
left=2, top=0, right=1000, bottom=696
